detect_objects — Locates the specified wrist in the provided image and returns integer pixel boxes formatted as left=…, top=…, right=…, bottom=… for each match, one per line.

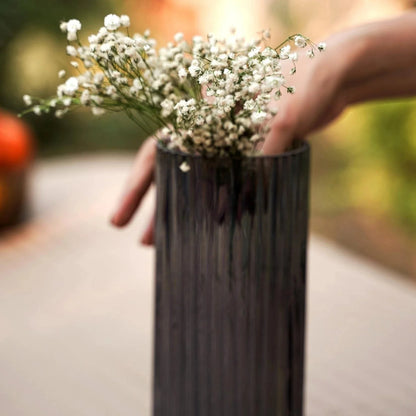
left=329, top=12, right=416, bottom=105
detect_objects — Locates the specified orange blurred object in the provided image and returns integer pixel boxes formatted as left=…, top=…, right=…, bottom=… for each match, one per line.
left=0, top=110, right=34, bottom=227
left=0, top=111, right=33, bottom=169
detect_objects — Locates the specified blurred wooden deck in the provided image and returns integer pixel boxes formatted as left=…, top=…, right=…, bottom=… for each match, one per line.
left=0, top=155, right=415, bottom=416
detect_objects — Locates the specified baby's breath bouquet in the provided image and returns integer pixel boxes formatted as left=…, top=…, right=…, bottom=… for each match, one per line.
left=22, top=14, right=325, bottom=161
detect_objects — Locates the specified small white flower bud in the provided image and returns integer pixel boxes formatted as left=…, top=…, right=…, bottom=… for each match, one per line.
left=92, top=107, right=105, bottom=116
left=189, top=65, right=200, bottom=77
left=198, top=74, right=210, bottom=85
left=66, top=19, right=81, bottom=33
left=262, top=29, right=271, bottom=40
left=243, top=99, right=256, bottom=111
left=274, top=90, right=282, bottom=99
left=251, top=111, right=267, bottom=124
left=120, top=15, right=130, bottom=27
left=97, top=27, right=108, bottom=38
left=88, top=34, right=98, bottom=44
left=294, top=35, right=307, bottom=48
left=307, top=49, right=315, bottom=58
left=67, top=31, right=77, bottom=42
left=55, top=108, right=68, bottom=118
left=92, top=74, right=103, bottom=85
left=91, top=95, right=103, bottom=105
left=66, top=45, right=77, bottom=56
left=174, top=32, right=184, bottom=43
left=59, top=22, right=68, bottom=32
left=178, top=67, right=187, bottom=79
left=179, top=161, right=190, bottom=172
left=104, top=14, right=121, bottom=31
left=248, top=47, right=260, bottom=58
left=23, top=95, right=32, bottom=106
left=62, top=77, right=79, bottom=96
left=289, top=52, right=298, bottom=62
left=80, top=90, right=90, bottom=105
left=279, top=45, right=291, bottom=59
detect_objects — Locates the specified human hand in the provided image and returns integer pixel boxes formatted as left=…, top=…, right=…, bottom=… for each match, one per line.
left=110, top=11, right=416, bottom=244
left=263, top=33, right=360, bottom=153
left=265, top=11, right=416, bottom=153
left=110, top=137, right=157, bottom=245
left=109, top=39, right=348, bottom=245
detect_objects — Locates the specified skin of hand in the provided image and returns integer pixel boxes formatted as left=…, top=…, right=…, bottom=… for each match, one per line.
left=110, top=137, right=156, bottom=244
left=110, top=11, right=416, bottom=245
left=265, top=11, right=416, bottom=153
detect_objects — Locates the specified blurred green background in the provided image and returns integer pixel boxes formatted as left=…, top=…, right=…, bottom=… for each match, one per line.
left=0, top=0, right=415, bottom=276
left=0, top=0, right=145, bottom=155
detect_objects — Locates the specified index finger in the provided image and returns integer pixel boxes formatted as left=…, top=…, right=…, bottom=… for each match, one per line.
left=110, top=137, right=156, bottom=227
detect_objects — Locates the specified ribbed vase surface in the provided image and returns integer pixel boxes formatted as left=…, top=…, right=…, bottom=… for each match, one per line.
left=154, top=142, right=310, bottom=416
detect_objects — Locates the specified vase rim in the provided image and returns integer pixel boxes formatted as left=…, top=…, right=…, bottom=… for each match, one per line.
left=156, top=140, right=309, bottom=159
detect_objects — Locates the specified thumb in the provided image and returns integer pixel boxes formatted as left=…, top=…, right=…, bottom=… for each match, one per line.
left=262, top=111, right=297, bottom=155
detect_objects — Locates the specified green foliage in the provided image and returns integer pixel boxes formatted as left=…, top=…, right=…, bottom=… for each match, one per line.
left=0, top=0, right=146, bottom=154
left=328, top=99, right=416, bottom=235
left=0, top=0, right=114, bottom=39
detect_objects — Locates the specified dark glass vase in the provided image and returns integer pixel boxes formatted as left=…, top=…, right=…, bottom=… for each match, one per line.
left=154, top=142, right=310, bottom=416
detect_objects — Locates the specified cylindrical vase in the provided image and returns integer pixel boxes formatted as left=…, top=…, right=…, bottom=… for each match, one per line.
left=154, top=141, right=310, bottom=416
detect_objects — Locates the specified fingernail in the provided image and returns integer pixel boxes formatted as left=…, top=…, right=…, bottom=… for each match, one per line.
left=140, top=234, right=153, bottom=246
left=110, top=212, right=120, bottom=226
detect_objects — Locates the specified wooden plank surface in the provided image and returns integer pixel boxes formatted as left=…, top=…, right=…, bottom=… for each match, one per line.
left=0, top=155, right=415, bottom=415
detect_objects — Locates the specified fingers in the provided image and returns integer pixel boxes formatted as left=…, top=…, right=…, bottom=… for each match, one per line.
left=262, top=105, right=298, bottom=155
left=110, top=137, right=156, bottom=227
left=262, top=51, right=336, bottom=154
left=140, top=211, right=155, bottom=245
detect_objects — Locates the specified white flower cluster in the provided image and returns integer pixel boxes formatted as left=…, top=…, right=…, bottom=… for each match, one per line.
left=23, top=15, right=325, bottom=157
left=60, top=19, right=82, bottom=41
